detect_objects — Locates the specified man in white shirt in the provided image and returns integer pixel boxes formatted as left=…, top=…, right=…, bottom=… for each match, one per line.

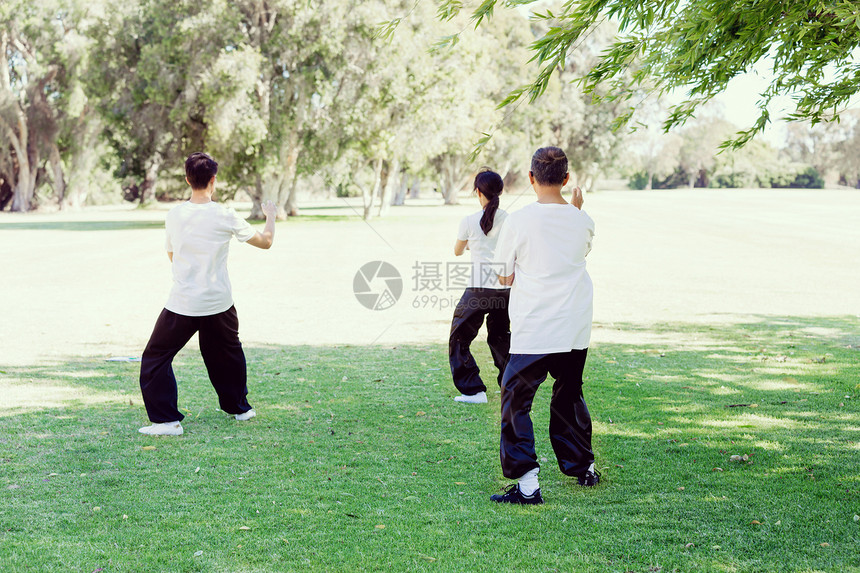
left=138, top=152, right=277, bottom=436
left=490, top=146, right=599, bottom=504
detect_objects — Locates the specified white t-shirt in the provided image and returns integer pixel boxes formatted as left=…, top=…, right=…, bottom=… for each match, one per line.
left=457, top=208, right=509, bottom=289
left=494, top=202, right=594, bottom=354
left=164, top=202, right=256, bottom=316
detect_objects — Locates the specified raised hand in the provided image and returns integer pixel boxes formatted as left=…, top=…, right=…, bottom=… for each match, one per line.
left=261, top=200, right=278, bottom=219
left=571, top=186, right=584, bottom=209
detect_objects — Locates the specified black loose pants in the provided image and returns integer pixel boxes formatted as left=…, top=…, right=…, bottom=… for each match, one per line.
left=139, top=306, right=252, bottom=423
left=499, top=349, right=593, bottom=479
left=448, top=288, right=511, bottom=396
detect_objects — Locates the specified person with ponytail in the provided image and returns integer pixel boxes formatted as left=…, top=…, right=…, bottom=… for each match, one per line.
left=448, top=169, right=511, bottom=404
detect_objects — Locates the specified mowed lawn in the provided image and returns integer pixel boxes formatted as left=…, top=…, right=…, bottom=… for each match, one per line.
left=1, top=318, right=859, bottom=572
left=1, top=189, right=860, bottom=572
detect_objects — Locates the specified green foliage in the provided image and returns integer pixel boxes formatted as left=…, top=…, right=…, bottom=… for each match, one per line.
left=627, top=122, right=828, bottom=190
left=627, top=170, right=649, bottom=190
left=0, top=0, right=103, bottom=211
left=465, top=0, right=860, bottom=148
left=7, top=0, right=860, bottom=212
left=769, top=166, right=825, bottom=190
left=711, top=171, right=756, bottom=190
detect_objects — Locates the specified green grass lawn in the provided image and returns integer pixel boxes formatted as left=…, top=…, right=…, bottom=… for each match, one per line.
left=1, top=317, right=859, bottom=572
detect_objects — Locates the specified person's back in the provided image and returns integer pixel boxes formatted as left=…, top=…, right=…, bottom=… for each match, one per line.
left=459, top=207, right=509, bottom=288
left=489, top=146, right=599, bottom=506
left=165, top=201, right=255, bottom=317
left=449, top=170, right=512, bottom=404
left=503, top=201, right=594, bottom=354
left=137, top=152, right=277, bottom=436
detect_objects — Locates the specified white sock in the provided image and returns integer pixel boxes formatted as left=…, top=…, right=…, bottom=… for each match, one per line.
left=518, top=468, right=540, bottom=496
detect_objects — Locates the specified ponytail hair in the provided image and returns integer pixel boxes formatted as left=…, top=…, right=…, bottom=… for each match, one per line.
left=475, top=169, right=504, bottom=235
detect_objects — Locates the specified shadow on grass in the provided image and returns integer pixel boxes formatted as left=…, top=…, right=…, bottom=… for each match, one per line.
left=1, top=317, right=858, bottom=572
left=0, top=220, right=166, bottom=232
left=585, top=315, right=860, bottom=483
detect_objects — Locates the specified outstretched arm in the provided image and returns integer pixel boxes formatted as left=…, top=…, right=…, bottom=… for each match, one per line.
left=246, top=200, right=277, bottom=249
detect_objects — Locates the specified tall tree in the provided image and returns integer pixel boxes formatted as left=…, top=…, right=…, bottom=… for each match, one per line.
left=443, top=0, right=860, bottom=147
left=525, top=22, right=632, bottom=191
left=829, top=110, right=860, bottom=188
left=87, top=0, right=259, bottom=205
left=232, top=0, right=378, bottom=219
left=0, top=0, right=93, bottom=211
left=677, top=117, right=737, bottom=187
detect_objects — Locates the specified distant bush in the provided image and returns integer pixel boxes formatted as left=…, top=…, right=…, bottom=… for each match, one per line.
left=792, top=167, right=824, bottom=188
left=710, top=170, right=757, bottom=189
left=627, top=169, right=693, bottom=190
left=628, top=171, right=649, bottom=190
left=765, top=170, right=797, bottom=188
left=765, top=166, right=823, bottom=189
left=628, top=165, right=824, bottom=190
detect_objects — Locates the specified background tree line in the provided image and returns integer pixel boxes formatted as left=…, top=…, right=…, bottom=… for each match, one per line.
left=2, top=0, right=858, bottom=218
left=623, top=110, right=860, bottom=191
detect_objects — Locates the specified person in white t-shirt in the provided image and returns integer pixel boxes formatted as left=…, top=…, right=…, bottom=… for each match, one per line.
left=137, top=152, right=278, bottom=436
left=449, top=170, right=511, bottom=404
left=489, top=146, right=599, bottom=505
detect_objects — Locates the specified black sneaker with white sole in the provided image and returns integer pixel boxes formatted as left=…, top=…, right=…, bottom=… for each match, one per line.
left=577, top=468, right=601, bottom=487
left=490, top=484, right=544, bottom=505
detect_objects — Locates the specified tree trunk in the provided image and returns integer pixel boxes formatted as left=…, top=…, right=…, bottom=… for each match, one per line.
left=580, top=172, right=596, bottom=193
left=645, top=170, right=653, bottom=191
left=441, top=158, right=457, bottom=204
left=409, top=178, right=420, bottom=199
left=251, top=168, right=286, bottom=219
left=378, top=158, right=400, bottom=217
left=363, top=158, right=383, bottom=220
left=139, top=155, right=163, bottom=205
left=65, top=146, right=92, bottom=209
left=276, top=88, right=308, bottom=219
left=284, top=173, right=300, bottom=217
left=249, top=173, right=265, bottom=219
left=444, top=173, right=471, bottom=205
left=11, top=142, right=38, bottom=212
left=11, top=171, right=36, bottom=212
left=440, top=155, right=469, bottom=205
left=6, top=108, right=37, bottom=212
left=277, top=139, right=299, bottom=218
left=50, top=144, right=67, bottom=209
left=392, top=171, right=408, bottom=206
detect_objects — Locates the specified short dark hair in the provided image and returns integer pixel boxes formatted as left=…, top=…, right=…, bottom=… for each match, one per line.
left=185, top=152, right=218, bottom=189
left=530, top=146, right=568, bottom=186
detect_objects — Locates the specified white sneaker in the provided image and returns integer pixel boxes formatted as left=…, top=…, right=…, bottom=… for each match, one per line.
left=454, top=392, right=487, bottom=404
left=235, top=409, right=256, bottom=421
left=138, top=422, right=183, bottom=436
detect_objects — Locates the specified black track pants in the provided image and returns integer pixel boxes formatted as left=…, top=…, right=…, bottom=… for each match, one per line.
left=448, top=288, right=511, bottom=396
left=499, top=349, right=593, bottom=479
left=139, top=306, right=252, bottom=423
